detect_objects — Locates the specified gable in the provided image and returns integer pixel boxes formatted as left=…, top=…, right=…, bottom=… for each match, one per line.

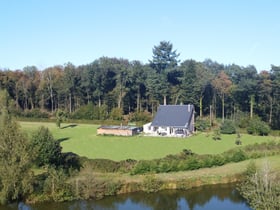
left=151, top=105, right=194, bottom=128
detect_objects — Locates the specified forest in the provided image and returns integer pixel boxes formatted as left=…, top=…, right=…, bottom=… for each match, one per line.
left=1, top=41, right=280, bottom=129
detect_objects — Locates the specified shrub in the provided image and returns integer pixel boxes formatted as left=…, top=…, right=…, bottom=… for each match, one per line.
left=239, top=161, right=280, bottom=210
left=110, top=107, right=123, bottom=120
left=129, top=111, right=152, bottom=123
left=220, top=120, right=236, bottom=134
left=86, top=159, right=121, bottom=173
left=230, top=149, right=247, bottom=162
left=131, top=160, right=157, bottom=175
left=235, top=133, right=242, bottom=145
left=14, top=108, right=49, bottom=118
left=185, top=157, right=202, bottom=170
left=234, top=111, right=250, bottom=128
left=71, top=104, right=109, bottom=120
left=142, top=175, right=162, bottom=193
left=195, top=117, right=210, bottom=131
left=56, top=109, right=67, bottom=128
left=71, top=103, right=95, bottom=120
left=209, top=155, right=226, bottom=166
left=212, top=128, right=221, bottom=140
left=247, top=118, right=270, bottom=136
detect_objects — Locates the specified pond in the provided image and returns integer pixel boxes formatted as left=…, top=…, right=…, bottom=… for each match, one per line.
left=1, top=183, right=251, bottom=210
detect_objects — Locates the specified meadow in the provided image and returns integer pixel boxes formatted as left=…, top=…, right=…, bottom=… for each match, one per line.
left=20, top=121, right=279, bottom=161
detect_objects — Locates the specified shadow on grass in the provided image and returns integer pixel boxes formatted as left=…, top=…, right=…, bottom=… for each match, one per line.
left=61, top=124, right=78, bottom=129
left=57, top=137, right=70, bottom=143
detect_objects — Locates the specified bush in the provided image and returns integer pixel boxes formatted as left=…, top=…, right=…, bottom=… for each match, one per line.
left=195, top=117, right=210, bottom=131
left=131, top=160, right=157, bottom=175
left=110, top=107, right=123, bottom=120
left=234, top=111, right=250, bottom=128
left=235, top=133, right=242, bottom=145
left=212, top=129, right=221, bottom=140
left=85, top=159, right=121, bottom=173
left=220, top=120, right=236, bottom=134
left=142, top=175, right=162, bottom=193
left=14, top=108, right=49, bottom=118
left=209, top=155, right=225, bottom=166
left=230, top=149, right=247, bottom=162
left=71, top=103, right=95, bottom=120
left=239, top=161, right=280, bottom=210
left=184, top=157, right=201, bottom=170
left=129, top=111, right=152, bottom=123
left=71, top=104, right=109, bottom=120
left=247, top=118, right=270, bottom=136
left=56, top=109, right=67, bottom=128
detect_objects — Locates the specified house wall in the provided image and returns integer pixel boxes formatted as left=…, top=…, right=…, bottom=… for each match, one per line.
left=143, top=122, right=152, bottom=133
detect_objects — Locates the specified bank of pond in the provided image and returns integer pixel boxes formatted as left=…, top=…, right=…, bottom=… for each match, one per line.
left=1, top=183, right=251, bottom=210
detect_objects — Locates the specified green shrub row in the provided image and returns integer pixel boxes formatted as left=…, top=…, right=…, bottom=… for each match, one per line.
left=81, top=158, right=137, bottom=173
left=130, top=141, right=280, bottom=175
left=13, top=108, right=49, bottom=118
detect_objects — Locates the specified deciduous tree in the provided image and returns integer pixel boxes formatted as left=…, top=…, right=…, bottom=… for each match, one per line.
left=212, top=71, right=232, bottom=122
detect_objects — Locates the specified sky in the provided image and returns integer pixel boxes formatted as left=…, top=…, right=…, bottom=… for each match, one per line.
left=1, top=0, right=280, bottom=71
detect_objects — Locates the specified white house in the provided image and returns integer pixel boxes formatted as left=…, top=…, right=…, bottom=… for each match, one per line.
left=144, top=104, right=195, bottom=137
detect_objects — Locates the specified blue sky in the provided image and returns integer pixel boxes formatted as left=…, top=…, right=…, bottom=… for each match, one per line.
left=1, top=0, right=279, bottom=71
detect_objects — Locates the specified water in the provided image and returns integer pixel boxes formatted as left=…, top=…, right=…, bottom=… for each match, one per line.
left=1, top=183, right=251, bottom=210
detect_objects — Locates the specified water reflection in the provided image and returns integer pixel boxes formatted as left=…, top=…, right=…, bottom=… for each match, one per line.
left=0, top=183, right=251, bottom=210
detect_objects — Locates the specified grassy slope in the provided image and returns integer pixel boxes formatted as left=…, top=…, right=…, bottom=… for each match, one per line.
left=20, top=121, right=280, bottom=161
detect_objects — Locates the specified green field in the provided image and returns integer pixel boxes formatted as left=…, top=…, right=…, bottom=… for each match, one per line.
left=20, top=121, right=280, bottom=161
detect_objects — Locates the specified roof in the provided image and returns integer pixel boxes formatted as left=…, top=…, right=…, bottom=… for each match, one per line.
left=98, top=125, right=139, bottom=131
left=151, top=105, right=194, bottom=128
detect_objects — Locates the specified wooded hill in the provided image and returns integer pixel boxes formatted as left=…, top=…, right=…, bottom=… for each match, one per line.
left=1, top=41, right=280, bottom=129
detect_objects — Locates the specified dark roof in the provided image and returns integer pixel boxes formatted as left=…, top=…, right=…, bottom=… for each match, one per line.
left=151, top=105, right=194, bottom=128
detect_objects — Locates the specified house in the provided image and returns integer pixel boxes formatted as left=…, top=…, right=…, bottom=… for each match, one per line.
left=143, top=104, right=195, bottom=137
left=97, top=125, right=141, bottom=136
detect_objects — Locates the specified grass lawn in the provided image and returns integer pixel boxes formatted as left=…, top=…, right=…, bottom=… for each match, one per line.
left=20, top=121, right=280, bottom=161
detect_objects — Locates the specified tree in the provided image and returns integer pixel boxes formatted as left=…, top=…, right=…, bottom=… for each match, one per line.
left=63, top=63, right=81, bottom=113
left=146, top=70, right=163, bottom=114
left=212, top=71, right=232, bottom=122
left=150, top=41, right=180, bottom=74
left=179, top=60, right=198, bottom=105
left=256, top=71, right=273, bottom=124
left=270, top=65, right=280, bottom=129
left=196, top=63, right=213, bottom=117
left=231, top=65, right=258, bottom=119
left=22, top=66, right=41, bottom=110
left=94, top=57, right=117, bottom=108
left=0, top=94, right=34, bottom=203
left=130, top=61, right=147, bottom=112
left=42, top=66, right=64, bottom=112
left=150, top=41, right=180, bottom=105
left=30, top=126, right=62, bottom=167
left=79, top=64, right=96, bottom=105
left=113, top=58, right=131, bottom=109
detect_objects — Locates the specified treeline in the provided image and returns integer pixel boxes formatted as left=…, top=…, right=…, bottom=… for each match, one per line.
left=1, top=41, right=280, bottom=128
